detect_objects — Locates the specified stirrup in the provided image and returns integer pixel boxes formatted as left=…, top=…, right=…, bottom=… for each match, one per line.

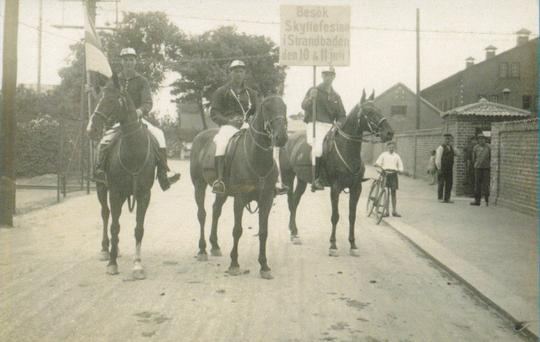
left=212, top=180, right=226, bottom=194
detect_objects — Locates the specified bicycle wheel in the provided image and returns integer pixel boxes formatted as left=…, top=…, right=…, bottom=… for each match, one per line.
left=366, top=180, right=379, bottom=217
left=375, top=188, right=388, bottom=225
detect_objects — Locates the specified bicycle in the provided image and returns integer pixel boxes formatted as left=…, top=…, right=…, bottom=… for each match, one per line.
left=366, top=166, right=397, bottom=224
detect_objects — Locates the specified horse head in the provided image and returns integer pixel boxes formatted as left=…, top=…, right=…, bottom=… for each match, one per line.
left=86, top=74, right=137, bottom=141
left=351, top=89, right=394, bottom=142
left=258, top=95, right=288, bottom=147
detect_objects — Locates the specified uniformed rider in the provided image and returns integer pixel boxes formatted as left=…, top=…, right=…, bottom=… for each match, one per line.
left=94, top=47, right=180, bottom=190
left=210, top=60, right=259, bottom=194
left=301, top=66, right=346, bottom=191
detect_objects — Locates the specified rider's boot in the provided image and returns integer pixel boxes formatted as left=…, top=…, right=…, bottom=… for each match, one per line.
left=156, top=148, right=180, bottom=191
left=212, top=156, right=226, bottom=194
left=311, top=157, right=325, bottom=192
left=93, top=144, right=108, bottom=185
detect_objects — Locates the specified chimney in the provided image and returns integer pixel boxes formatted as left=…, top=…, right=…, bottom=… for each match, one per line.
left=465, top=57, right=475, bottom=69
left=485, top=45, right=497, bottom=60
left=516, top=28, right=531, bottom=46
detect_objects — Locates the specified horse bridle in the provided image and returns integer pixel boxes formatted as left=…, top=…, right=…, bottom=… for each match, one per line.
left=248, top=95, right=287, bottom=151
left=92, top=92, right=142, bottom=137
left=335, top=105, right=387, bottom=143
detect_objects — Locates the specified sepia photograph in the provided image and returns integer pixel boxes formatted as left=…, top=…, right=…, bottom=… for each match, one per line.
left=0, top=0, right=538, bottom=341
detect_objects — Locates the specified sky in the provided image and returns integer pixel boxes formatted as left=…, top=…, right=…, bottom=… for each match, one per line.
left=0, top=0, right=538, bottom=119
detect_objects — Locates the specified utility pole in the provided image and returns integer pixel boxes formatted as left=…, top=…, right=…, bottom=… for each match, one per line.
left=0, top=0, right=20, bottom=227
left=415, top=8, right=421, bottom=130
left=37, top=0, right=43, bottom=93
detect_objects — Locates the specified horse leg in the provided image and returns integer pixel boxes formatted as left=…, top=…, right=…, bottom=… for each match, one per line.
left=107, top=191, right=125, bottom=275
left=227, top=196, right=244, bottom=276
left=329, top=184, right=341, bottom=257
left=194, top=181, right=208, bottom=261
left=258, top=194, right=273, bottom=279
left=209, top=194, right=227, bottom=257
left=97, top=184, right=110, bottom=261
left=348, top=184, right=361, bottom=257
left=288, top=179, right=307, bottom=245
left=133, top=191, right=151, bottom=279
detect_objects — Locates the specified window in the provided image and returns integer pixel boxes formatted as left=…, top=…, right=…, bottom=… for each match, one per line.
left=390, top=105, right=407, bottom=115
left=489, top=95, right=498, bottom=103
left=510, top=63, right=520, bottom=78
left=499, top=63, right=508, bottom=78
left=522, top=95, right=531, bottom=110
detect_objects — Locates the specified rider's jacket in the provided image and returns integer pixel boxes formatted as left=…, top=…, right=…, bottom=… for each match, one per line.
left=210, top=81, right=259, bottom=129
left=117, top=71, right=153, bottom=116
left=301, top=83, right=346, bottom=125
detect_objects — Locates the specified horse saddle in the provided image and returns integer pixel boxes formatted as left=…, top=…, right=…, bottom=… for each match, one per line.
left=203, top=129, right=246, bottom=179
left=289, top=128, right=335, bottom=167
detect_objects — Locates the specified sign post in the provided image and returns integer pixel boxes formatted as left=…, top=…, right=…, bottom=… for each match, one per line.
left=279, top=5, right=350, bottom=187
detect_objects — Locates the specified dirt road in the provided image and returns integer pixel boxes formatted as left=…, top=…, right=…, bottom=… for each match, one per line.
left=0, top=161, right=527, bottom=342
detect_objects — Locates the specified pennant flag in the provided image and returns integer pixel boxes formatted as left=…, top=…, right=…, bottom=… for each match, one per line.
left=84, top=5, right=112, bottom=78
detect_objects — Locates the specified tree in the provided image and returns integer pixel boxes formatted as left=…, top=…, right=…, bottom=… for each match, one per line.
left=169, top=26, right=286, bottom=130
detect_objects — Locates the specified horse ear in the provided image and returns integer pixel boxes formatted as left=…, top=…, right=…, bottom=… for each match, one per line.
left=369, top=90, right=375, bottom=101
left=360, top=89, right=366, bottom=104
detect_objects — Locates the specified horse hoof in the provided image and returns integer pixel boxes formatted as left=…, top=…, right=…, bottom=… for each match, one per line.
left=260, top=270, right=274, bottom=280
left=99, top=251, right=110, bottom=261
left=328, top=249, right=339, bottom=257
left=210, top=249, right=222, bottom=257
left=107, top=264, right=119, bottom=275
left=291, top=236, right=302, bottom=245
left=133, top=269, right=146, bottom=280
left=350, top=249, right=360, bottom=257
left=227, top=267, right=242, bottom=276
left=197, top=253, right=208, bottom=262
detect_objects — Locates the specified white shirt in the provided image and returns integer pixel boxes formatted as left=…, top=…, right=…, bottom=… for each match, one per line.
left=375, top=151, right=404, bottom=172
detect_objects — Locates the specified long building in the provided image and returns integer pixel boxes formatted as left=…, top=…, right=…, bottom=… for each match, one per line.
left=421, top=29, right=538, bottom=114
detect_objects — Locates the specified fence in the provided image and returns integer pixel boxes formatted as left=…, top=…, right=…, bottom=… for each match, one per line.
left=362, top=128, right=442, bottom=181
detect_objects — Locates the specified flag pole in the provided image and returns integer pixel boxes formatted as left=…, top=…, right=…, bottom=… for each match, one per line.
left=311, top=65, right=317, bottom=190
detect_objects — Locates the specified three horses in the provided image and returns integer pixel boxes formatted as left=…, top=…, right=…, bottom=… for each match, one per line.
left=87, top=81, right=393, bottom=279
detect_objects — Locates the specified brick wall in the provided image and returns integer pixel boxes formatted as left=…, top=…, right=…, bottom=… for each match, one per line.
left=491, top=118, right=538, bottom=216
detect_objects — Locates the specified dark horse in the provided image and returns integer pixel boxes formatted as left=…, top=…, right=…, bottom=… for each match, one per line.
left=86, top=78, right=157, bottom=279
left=279, top=95, right=394, bottom=256
left=190, top=96, right=288, bottom=279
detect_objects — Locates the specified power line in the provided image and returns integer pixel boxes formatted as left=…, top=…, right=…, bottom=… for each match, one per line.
left=0, top=14, right=82, bottom=43
left=166, top=13, right=536, bottom=37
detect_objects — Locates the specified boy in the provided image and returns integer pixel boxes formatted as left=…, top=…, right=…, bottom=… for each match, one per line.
left=375, top=141, right=404, bottom=217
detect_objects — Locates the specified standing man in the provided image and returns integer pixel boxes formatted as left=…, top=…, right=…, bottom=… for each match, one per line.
left=463, top=136, right=478, bottom=195
left=470, top=134, right=491, bottom=206
left=301, top=66, right=346, bottom=191
left=435, top=133, right=455, bottom=203
left=94, top=47, right=180, bottom=190
left=375, top=141, right=404, bottom=217
left=210, top=60, right=258, bottom=194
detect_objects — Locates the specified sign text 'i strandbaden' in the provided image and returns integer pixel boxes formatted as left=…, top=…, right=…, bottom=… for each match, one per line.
left=280, top=5, right=351, bottom=66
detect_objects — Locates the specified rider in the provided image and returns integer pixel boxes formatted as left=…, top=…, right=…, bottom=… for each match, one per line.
left=94, top=47, right=180, bottom=190
left=301, top=66, right=346, bottom=191
left=210, top=60, right=259, bottom=194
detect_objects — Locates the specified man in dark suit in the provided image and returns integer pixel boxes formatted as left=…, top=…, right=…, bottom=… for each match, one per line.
left=435, top=133, right=455, bottom=203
